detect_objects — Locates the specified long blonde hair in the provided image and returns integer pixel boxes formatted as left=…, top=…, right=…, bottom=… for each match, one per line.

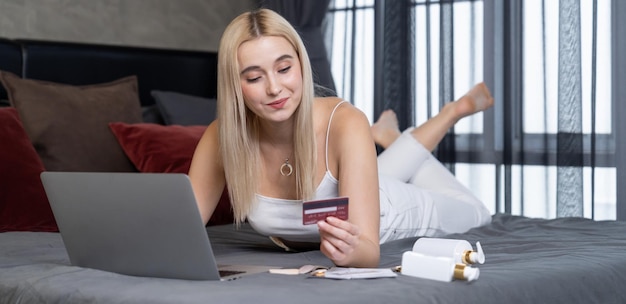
left=217, top=8, right=316, bottom=224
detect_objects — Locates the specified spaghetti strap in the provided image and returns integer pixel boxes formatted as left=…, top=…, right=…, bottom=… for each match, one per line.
left=325, top=100, right=348, bottom=171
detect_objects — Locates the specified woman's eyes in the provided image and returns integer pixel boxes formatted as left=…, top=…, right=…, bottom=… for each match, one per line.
left=246, top=76, right=261, bottom=83
left=245, top=66, right=291, bottom=83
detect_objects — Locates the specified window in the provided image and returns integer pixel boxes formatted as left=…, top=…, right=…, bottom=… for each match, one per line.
left=325, top=0, right=623, bottom=220
left=325, top=0, right=376, bottom=123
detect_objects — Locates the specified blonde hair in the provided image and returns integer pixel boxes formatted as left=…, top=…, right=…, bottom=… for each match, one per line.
left=217, top=8, right=317, bottom=224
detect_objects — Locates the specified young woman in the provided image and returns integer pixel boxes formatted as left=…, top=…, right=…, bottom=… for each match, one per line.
left=189, top=8, right=492, bottom=268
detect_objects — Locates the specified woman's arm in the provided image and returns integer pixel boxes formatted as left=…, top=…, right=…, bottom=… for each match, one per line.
left=317, top=103, right=381, bottom=267
left=188, top=121, right=227, bottom=225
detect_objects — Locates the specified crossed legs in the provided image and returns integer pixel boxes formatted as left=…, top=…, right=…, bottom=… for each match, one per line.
left=373, top=82, right=495, bottom=237
left=371, top=82, right=494, bottom=151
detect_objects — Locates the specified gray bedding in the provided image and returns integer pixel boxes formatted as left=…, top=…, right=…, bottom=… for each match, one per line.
left=1, top=213, right=626, bottom=304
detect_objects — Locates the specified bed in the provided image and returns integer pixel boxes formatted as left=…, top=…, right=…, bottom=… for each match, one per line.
left=1, top=38, right=626, bottom=304
left=1, top=214, right=626, bottom=303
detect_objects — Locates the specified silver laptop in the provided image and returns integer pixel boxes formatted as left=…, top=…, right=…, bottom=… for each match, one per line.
left=40, top=172, right=274, bottom=281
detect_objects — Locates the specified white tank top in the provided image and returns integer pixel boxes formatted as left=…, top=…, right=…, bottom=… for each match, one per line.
left=246, top=101, right=346, bottom=242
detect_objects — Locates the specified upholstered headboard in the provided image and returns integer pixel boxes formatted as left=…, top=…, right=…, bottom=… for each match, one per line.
left=0, top=38, right=22, bottom=100
left=0, top=38, right=218, bottom=106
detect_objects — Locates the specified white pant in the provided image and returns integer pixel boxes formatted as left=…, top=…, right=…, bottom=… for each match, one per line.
left=376, top=128, right=492, bottom=243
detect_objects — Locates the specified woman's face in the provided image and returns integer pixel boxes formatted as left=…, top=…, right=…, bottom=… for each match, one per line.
left=238, top=36, right=303, bottom=123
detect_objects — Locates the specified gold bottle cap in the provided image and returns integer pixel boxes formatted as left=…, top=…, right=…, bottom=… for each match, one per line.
left=454, top=263, right=480, bottom=281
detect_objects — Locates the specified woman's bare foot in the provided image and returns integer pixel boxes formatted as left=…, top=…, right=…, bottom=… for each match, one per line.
left=371, top=109, right=402, bottom=149
left=450, top=82, right=494, bottom=121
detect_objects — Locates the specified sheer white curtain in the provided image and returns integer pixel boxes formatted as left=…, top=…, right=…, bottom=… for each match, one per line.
left=485, top=0, right=615, bottom=220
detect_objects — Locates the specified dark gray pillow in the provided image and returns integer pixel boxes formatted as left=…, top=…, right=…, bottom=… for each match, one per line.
left=141, top=105, right=165, bottom=124
left=151, top=90, right=217, bottom=126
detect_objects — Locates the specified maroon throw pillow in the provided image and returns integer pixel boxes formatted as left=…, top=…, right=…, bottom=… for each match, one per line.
left=109, top=122, right=233, bottom=225
left=0, top=108, right=57, bottom=232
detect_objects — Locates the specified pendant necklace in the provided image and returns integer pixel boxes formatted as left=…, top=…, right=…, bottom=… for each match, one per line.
left=280, top=158, right=293, bottom=176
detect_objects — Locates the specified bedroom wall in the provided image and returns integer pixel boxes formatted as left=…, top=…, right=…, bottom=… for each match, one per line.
left=0, top=0, right=257, bottom=52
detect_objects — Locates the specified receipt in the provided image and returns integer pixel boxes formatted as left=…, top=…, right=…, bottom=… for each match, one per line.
left=316, top=267, right=398, bottom=280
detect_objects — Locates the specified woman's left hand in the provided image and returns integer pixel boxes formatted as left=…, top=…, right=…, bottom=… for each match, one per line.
left=317, top=216, right=361, bottom=265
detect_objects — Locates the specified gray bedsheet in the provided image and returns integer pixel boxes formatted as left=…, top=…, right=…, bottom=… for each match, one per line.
left=1, top=213, right=626, bottom=304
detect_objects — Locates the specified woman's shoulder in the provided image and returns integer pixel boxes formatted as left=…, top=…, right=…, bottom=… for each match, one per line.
left=314, top=96, right=344, bottom=106
left=205, top=119, right=219, bottom=135
left=197, top=119, right=220, bottom=146
left=314, top=97, right=364, bottom=117
left=314, top=97, right=370, bottom=133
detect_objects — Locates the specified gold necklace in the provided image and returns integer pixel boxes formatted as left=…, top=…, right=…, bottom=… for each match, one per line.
left=280, top=158, right=293, bottom=176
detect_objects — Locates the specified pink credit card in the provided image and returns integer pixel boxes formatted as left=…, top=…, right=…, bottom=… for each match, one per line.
left=302, top=197, right=349, bottom=225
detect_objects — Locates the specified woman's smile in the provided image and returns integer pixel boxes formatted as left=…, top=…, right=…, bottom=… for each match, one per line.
left=268, top=97, right=289, bottom=109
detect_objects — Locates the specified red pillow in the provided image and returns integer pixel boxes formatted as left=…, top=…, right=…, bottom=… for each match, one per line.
left=0, top=108, right=58, bottom=232
left=109, top=122, right=233, bottom=225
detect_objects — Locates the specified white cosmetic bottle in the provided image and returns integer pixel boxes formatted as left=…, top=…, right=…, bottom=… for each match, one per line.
left=400, top=251, right=480, bottom=282
left=411, top=238, right=485, bottom=265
